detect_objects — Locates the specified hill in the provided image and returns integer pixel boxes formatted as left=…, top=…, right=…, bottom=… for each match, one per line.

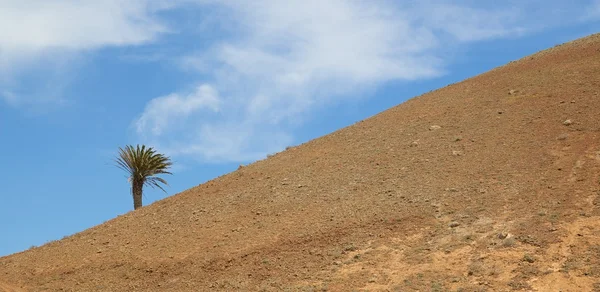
left=1, top=33, right=599, bottom=291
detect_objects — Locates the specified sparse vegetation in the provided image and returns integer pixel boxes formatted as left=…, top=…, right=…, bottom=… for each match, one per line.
left=115, top=144, right=172, bottom=210
left=2, top=33, right=600, bottom=292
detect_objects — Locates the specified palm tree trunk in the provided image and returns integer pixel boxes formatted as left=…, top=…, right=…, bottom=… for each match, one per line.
left=132, top=178, right=144, bottom=210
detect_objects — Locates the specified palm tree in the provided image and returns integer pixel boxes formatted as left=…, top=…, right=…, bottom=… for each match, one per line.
left=115, top=145, right=172, bottom=210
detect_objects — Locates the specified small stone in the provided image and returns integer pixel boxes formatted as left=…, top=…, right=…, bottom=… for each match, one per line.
left=453, top=136, right=463, bottom=142
left=508, top=89, right=517, bottom=95
left=449, top=222, right=460, bottom=228
left=497, top=232, right=509, bottom=239
left=563, top=119, right=573, bottom=126
left=410, top=141, right=419, bottom=147
left=452, top=150, right=463, bottom=156
left=523, top=254, right=535, bottom=263
left=557, top=133, right=569, bottom=140
left=429, top=125, right=442, bottom=131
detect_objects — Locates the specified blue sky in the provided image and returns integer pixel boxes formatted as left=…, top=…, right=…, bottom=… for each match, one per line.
left=0, top=1, right=599, bottom=257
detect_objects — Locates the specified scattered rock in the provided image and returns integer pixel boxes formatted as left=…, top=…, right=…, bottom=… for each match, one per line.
left=452, top=150, right=463, bottom=156
left=523, top=254, right=535, bottom=263
left=429, top=125, right=442, bottom=131
left=449, top=222, right=460, bottom=228
left=563, top=119, right=573, bottom=126
left=502, top=236, right=516, bottom=247
left=498, top=232, right=509, bottom=239
left=508, top=89, right=518, bottom=95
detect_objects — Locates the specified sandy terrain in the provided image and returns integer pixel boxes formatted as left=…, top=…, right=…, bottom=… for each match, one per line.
left=1, top=33, right=599, bottom=291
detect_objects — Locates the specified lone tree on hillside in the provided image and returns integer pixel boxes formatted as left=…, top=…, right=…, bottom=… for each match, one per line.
left=115, top=145, right=172, bottom=210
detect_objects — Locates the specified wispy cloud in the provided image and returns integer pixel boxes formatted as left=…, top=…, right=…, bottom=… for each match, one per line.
left=4, top=0, right=595, bottom=162
left=0, top=0, right=171, bottom=107
left=408, top=2, right=526, bottom=41
left=136, top=84, right=221, bottom=136
left=136, top=0, right=538, bottom=162
left=136, top=0, right=600, bottom=163
left=0, top=1, right=166, bottom=53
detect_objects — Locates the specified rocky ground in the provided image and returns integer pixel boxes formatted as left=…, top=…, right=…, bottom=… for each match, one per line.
left=1, top=34, right=599, bottom=291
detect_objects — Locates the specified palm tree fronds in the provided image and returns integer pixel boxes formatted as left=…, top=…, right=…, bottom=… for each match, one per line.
left=115, top=144, right=172, bottom=209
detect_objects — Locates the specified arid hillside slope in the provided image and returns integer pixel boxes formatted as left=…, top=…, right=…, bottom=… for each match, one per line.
left=1, top=34, right=600, bottom=291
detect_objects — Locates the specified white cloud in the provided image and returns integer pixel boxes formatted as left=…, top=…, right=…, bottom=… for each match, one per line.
left=0, top=0, right=172, bottom=106
left=137, top=0, right=600, bottom=163
left=139, top=0, right=537, bottom=162
left=170, top=123, right=293, bottom=163
left=6, top=0, right=589, bottom=162
left=409, top=3, right=526, bottom=41
left=0, top=1, right=166, bottom=52
left=138, top=0, right=445, bottom=162
left=136, top=84, right=221, bottom=136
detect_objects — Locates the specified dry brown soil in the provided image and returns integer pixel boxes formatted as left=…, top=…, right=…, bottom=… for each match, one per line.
left=1, top=34, right=600, bottom=291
